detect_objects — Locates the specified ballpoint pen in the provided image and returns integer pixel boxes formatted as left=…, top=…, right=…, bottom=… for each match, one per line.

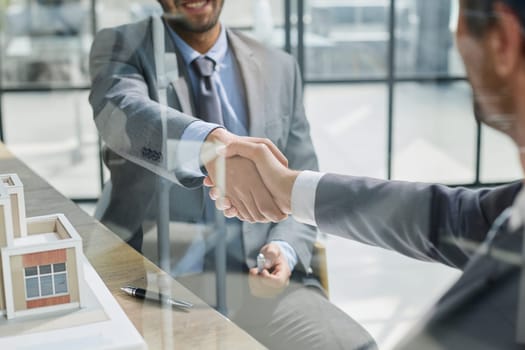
left=120, top=285, right=193, bottom=309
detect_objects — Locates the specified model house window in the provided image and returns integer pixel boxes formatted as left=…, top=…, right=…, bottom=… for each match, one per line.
left=24, top=263, right=68, bottom=299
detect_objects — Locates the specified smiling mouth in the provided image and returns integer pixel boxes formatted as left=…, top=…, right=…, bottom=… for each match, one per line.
left=182, top=0, right=209, bottom=10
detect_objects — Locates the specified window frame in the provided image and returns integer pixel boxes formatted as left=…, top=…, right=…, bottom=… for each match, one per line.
left=24, top=262, right=69, bottom=301
left=0, top=0, right=514, bottom=201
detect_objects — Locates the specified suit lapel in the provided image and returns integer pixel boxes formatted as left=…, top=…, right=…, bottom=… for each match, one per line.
left=170, top=75, right=194, bottom=115
left=227, top=29, right=266, bottom=137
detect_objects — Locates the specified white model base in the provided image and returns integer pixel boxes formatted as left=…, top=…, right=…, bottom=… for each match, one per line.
left=0, top=256, right=147, bottom=350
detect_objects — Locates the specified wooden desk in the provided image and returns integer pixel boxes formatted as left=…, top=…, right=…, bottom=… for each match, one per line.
left=0, top=143, right=265, bottom=349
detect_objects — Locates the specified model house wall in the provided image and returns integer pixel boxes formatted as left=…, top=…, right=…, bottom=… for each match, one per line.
left=1, top=174, right=26, bottom=239
left=0, top=184, right=12, bottom=314
left=0, top=174, right=85, bottom=319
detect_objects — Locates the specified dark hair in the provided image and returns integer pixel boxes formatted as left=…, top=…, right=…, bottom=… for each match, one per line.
left=464, top=0, right=525, bottom=35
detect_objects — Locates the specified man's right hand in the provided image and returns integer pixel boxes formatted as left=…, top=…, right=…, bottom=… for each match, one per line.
left=202, top=128, right=289, bottom=223
left=205, top=136, right=301, bottom=221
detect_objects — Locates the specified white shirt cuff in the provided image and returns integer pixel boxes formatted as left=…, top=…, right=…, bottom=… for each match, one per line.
left=291, top=170, right=325, bottom=226
left=172, top=121, right=221, bottom=175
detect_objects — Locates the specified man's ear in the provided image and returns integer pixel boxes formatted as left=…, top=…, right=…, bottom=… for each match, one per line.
left=488, top=2, right=523, bottom=78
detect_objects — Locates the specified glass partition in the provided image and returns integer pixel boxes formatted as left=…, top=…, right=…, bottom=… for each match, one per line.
left=0, top=2, right=523, bottom=349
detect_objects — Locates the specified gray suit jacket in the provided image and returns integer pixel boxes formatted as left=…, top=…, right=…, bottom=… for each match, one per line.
left=312, top=174, right=524, bottom=348
left=89, top=17, right=319, bottom=272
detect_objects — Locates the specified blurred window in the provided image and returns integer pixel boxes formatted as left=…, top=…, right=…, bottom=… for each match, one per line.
left=0, top=0, right=517, bottom=204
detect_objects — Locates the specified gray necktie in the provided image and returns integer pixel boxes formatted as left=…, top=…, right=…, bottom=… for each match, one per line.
left=191, top=56, right=224, bottom=125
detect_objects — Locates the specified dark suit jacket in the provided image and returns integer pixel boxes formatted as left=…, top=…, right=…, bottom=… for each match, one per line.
left=400, top=224, right=524, bottom=349
left=88, top=17, right=319, bottom=273
left=312, top=174, right=524, bottom=348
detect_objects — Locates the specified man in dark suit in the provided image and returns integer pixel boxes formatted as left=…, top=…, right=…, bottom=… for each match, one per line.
left=209, top=0, right=525, bottom=348
left=89, top=0, right=375, bottom=349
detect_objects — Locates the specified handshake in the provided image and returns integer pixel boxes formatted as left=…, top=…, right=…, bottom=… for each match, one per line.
left=203, top=128, right=300, bottom=223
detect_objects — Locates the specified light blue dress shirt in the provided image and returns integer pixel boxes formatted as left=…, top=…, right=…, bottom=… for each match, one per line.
left=167, top=25, right=298, bottom=271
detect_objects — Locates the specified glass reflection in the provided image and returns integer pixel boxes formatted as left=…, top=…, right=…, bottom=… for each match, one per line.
left=303, top=0, right=463, bottom=80
left=89, top=1, right=376, bottom=348
left=1, top=0, right=92, bottom=88
left=0, top=1, right=522, bottom=350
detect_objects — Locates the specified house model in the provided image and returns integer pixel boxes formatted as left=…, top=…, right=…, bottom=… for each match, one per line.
left=0, top=173, right=85, bottom=319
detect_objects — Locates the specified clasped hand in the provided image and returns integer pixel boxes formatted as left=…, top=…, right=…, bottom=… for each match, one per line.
left=202, top=128, right=299, bottom=223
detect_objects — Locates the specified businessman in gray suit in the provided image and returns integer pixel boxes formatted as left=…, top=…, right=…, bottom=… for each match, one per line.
left=208, top=0, right=525, bottom=348
left=89, top=0, right=375, bottom=349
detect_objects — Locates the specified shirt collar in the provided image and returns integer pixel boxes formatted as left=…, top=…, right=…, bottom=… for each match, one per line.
left=167, top=24, right=228, bottom=67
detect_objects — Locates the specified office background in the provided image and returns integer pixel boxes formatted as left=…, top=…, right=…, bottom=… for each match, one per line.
left=0, top=0, right=521, bottom=348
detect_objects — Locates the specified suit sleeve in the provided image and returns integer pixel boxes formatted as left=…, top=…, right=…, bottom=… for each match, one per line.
left=89, top=24, right=202, bottom=188
left=315, top=174, right=521, bottom=269
left=266, top=60, right=319, bottom=273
